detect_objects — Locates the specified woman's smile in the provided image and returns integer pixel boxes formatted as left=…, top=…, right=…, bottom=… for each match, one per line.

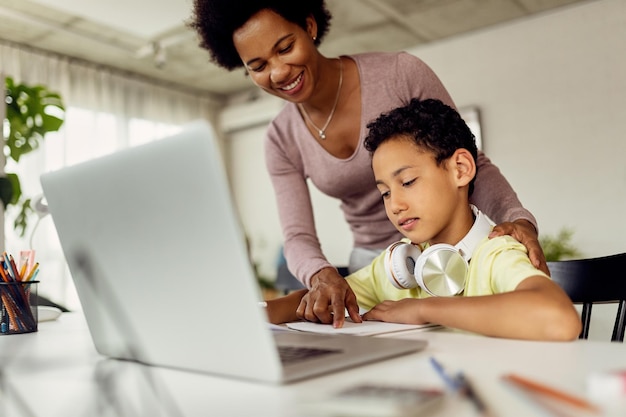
left=278, top=72, right=304, bottom=95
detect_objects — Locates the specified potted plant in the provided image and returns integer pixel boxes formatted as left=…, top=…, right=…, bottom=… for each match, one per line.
left=2, top=76, right=65, bottom=237
left=539, top=227, right=581, bottom=262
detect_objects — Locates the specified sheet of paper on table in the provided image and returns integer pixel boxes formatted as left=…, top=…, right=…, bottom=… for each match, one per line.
left=286, top=319, right=440, bottom=336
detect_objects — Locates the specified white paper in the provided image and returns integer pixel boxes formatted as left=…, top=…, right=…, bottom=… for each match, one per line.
left=285, top=319, right=439, bottom=336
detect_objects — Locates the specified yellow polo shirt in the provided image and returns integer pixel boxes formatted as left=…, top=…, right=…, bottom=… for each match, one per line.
left=346, top=235, right=550, bottom=311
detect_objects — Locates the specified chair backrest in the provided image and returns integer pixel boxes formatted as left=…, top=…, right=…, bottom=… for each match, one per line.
left=548, top=252, right=626, bottom=342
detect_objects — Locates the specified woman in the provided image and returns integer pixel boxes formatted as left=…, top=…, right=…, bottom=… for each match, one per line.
left=190, top=0, right=546, bottom=327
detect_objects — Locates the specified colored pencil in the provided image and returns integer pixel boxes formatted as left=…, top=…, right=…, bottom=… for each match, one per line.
left=502, top=373, right=600, bottom=414
left=24, top=262, right=39, bottom=281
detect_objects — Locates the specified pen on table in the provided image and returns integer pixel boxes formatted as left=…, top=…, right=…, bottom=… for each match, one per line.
left=502, top=373, right=600, bottom=414
left=457, top=372, right=495, bottom=417
left=430, top=357, right=495, bottom=416
left=429, top=357, right=460, bottom=391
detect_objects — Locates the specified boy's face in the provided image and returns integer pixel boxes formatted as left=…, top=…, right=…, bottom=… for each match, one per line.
left=372, top=136, right=471, bottom=245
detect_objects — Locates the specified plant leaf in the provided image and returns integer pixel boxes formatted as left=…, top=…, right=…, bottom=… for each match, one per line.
left=3, top=76, right=65, bottom=236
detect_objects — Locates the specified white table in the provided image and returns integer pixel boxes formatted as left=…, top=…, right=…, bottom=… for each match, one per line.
left=2, top=312, right=626, bottom=417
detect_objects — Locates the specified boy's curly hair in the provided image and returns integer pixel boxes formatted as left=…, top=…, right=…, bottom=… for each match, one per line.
left=365, top=98, right=479, bottom=195
left=189, top=0, right=332, bottom=70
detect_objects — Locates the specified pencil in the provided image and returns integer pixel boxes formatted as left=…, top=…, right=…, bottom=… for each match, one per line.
left=502, top=373, right=600, bottom=414
left=9, top=255, right=20, bottom=281
left=0, top=265, right=10, bottom=283
left=24, top=262, right=39, bottom=281
left=18, top=262, right=27, bottom=280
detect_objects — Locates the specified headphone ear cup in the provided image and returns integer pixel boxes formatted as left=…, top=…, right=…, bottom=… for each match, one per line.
left=414, top=244, right=467, bottom=296
left=384, top=242, right=422, bottom=289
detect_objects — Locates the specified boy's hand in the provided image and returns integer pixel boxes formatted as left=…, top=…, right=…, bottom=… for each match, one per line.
left=489, top=219, right=549, bottom=275
left=297, top=268, right=361, bottom=328
left=362, top=299, right=427, bottom=324
left=265, top=289, right=308, bottom=324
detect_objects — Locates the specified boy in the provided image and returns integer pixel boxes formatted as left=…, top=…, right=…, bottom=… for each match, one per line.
left=266, top=98, right=581, bottom=341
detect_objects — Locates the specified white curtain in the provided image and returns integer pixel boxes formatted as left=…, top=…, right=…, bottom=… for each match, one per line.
left=1, top=41, right=221, bottom=309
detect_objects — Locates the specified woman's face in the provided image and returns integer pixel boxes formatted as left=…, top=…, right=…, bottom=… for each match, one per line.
left=233, top=9, right=320, bottom=103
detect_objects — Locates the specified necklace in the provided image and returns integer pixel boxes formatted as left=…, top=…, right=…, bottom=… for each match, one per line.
left=299, top=58, right=343, bottom=140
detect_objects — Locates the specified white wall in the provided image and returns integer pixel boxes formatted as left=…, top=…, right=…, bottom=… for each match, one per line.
left=409, top=0, right=626, bottom=258
left=223, top=0, right=625, bottom=339
left=226, top=123, right=352, bottom=280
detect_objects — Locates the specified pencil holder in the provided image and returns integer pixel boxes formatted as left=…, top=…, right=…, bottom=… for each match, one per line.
left=0, top=281, right=39, bottom=335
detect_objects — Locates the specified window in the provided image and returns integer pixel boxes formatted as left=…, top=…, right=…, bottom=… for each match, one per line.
left=5, top=107, right=185, bottom=310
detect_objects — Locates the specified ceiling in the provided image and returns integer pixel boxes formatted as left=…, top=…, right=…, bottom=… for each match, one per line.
left=0, top=0, right=591, bottom=100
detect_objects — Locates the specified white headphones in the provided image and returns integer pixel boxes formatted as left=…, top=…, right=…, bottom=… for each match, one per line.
left=384, top=205, right=495, bottom=297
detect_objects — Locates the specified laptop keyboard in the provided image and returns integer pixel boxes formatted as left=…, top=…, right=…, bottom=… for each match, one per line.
left=278, top=346, right=341, bottom=365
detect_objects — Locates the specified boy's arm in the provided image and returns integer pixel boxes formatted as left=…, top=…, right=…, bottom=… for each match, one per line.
left=362, top=277, right=582, bottom=341
left=264, top=289, right=308, bottom=324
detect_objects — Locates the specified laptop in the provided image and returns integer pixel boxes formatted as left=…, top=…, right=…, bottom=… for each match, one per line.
left=40, top=120, right=426, bottom=384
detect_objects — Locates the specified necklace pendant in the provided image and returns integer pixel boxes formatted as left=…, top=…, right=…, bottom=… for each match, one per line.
left=300, top=58, right=342, bottom=142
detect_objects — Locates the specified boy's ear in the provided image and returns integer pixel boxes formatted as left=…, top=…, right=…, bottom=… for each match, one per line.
left=451, top=149, right=476, bottom=187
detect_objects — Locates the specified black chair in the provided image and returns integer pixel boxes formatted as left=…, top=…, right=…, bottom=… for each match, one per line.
left=548, top=253, right=626, bottom=342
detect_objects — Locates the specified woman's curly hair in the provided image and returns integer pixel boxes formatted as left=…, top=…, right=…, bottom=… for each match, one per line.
left=189, top=0, right=332, bottom=70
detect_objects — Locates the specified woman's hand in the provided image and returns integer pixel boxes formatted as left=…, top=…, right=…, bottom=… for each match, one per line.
left=296, top=267, right=361, bottom=328
left=489, top=219, right=549, bottom=275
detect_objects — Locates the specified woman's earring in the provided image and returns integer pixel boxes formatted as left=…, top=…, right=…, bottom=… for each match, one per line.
left=313, top=36, right=317, bottom=41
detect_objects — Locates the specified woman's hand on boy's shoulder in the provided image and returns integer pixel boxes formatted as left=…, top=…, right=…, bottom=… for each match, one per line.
left=489, top=219, right=549, bottom=275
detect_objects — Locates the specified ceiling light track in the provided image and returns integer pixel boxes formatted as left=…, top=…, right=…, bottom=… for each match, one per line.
left=361, top=0, right=433, bottom=42
left=0, top=6, right=138, bottom=55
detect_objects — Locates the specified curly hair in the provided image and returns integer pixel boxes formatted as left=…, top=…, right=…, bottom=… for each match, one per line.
left=189, top=0, right=332, bottom=70
left=364, top=98, right=478, bottom=195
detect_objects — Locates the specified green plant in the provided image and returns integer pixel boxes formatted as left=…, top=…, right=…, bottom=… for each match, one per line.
left=3, top=76, right=65, bottom=236
left=539, top=227, right=581, bottom=262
